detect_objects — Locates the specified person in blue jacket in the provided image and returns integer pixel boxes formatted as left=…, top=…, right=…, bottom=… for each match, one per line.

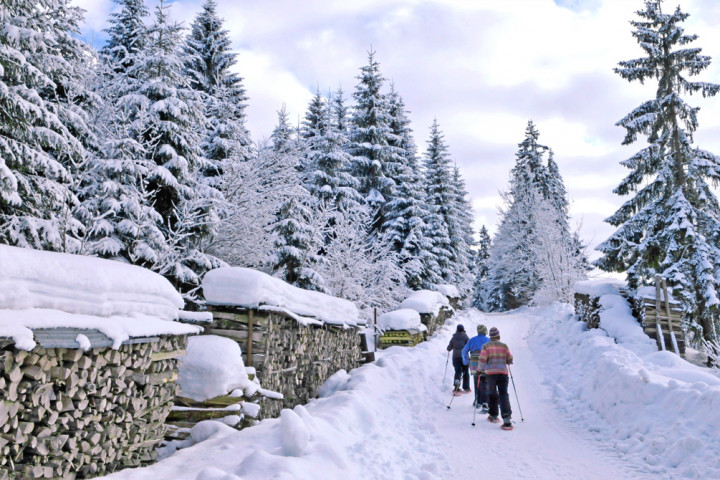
left=462, top=324, right=490, bottom=411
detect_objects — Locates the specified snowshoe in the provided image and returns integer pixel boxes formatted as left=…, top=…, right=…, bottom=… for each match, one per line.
left=501, top=423, right=514, bottom=431
left=462, top=389, right=472, bottom=394
left=487, top=416, right=500, bottom=423
left=452, top=390, right=463, bottom=397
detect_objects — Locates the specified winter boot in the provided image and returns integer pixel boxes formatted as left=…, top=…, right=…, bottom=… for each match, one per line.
left=487, top=415, right=500, bottom=423
left=480, top=403, right=489, bottom=414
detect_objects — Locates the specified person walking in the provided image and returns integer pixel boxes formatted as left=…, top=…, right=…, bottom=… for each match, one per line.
left=477, top=327, right=514, bottom=430
left=462, top=324, right=490, bottom=411
left=446, top=324, right=470, bottom=394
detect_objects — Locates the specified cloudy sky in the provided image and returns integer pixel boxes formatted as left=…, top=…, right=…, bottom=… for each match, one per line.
left=72, top=0, right=720, bottom=262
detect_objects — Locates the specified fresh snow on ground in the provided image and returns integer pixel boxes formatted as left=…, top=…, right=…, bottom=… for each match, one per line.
left=99, top=301, right=720, bottom=480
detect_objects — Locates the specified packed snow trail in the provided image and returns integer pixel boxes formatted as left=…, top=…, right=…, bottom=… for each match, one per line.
left=437, top=309, right=650, bottom=479
left=101, top=308, right=653, bottom=480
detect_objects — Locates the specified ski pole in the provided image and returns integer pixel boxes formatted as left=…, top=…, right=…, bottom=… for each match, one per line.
left=471, top=373, right=480, bottom=426
left=443, top=351, right=450, bottom=384
left=508, top=365, right=524, bottom=422
left=446, top=378, right=460, bottom=410
left=446, top=390, right=457, bottom=410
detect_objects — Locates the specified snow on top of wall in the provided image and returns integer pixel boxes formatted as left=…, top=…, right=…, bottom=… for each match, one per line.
left=399, top=290, right=450, bottom=316
left=573, top=278, right=626, bottom=297
left=178, top=335, right=258, bottom=402
left=0, top=244, right=184, bottom=320
left=202, top=267, right=361, bottom=327
left=0, top=245, right=196, bottom=350
left=434, top=284, right=460, bottom=299
left=636, top=285, right=679, bottom=303
left=0, top=310, right=199, bottom=351
left=377, top=309, right=424, bottom=331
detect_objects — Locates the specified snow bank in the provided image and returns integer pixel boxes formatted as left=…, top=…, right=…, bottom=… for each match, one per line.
left=0, top=244, right=183, bottom=320
left=573, top=278, right=625, bottom=297
left=377, top=309, right=423, bottom=331
left=202, top=267, right=361, bottom=327
left=399, top=290, right=450, bottom=316
left=434, top=284, right=459, bottom=299
left=0, top=245, right=198, bottom=350
left=178, top=336, right=256, bottom=402
left=529, top=303, right=720, bottom=479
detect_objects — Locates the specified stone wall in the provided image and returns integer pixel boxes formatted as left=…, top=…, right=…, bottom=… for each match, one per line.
left=0, top=333, right=188, bottom=479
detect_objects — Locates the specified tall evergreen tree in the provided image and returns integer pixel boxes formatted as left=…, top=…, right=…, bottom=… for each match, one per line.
left=101, top=0, right=149, bottom=74
left=269, top=109, right=325, bottom=291
left=448, top=165, right=477, bottom=296
left=472, top=225, right=492, bottom=309
left=595, top=0, right=720, bottom=342
left=382, top=86, right=433, bottom=289
left=183, top=0, right=251, bottom=185
left=0, top=0, right=94, bottom=251
left=422, top=119, right=454, bottom=284
left=348, top=51, right=394, bottom=227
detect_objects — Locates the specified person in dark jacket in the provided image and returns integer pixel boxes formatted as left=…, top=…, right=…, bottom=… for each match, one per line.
left=446, top=324, right=470, bottom=392
left=462, top=324, right=491, bottom=410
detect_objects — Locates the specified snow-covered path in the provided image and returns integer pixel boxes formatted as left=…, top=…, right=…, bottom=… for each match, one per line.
left=101, top=307, right=661, bottom=480
left=436, top=309, right=648, bottom=479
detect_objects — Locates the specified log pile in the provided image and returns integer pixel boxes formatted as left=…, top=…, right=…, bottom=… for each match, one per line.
left=420, top=306, right=452, bottom=336
left=574, top=293, right=602, bottom=329
left=0, top=333, right=188, bottom=479
left=378, top=329, right=425, bottom=349
left=199, top=306, right=363, bottom=420
left=632, top=279, right=685, bottom=355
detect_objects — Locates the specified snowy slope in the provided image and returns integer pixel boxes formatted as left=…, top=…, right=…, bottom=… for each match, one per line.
left=100, top=306, right=720, bottom=480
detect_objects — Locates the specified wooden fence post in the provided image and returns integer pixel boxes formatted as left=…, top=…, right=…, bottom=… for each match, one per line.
left=662, top=278, right=680, bottom=355
left=654, top=274, right=665, bottom=351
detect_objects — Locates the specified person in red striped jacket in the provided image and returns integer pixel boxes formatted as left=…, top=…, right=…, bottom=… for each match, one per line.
left=477, top=327, right=513, bottom=428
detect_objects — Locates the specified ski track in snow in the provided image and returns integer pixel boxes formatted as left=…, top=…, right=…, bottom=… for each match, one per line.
left=433, top=309, right=652, bottom=480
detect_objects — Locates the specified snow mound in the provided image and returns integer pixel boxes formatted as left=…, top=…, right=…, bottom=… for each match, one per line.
left=178, top=335, right=255, bottom=401
left=203, top=267, right=361, bottom=327
left=573, top=278, right=625, bottom=297
left=377, top=309, right=422, bottom=331
left=434, top=284, right=460, bottom=299
left=0, top=245, right=198, bottom=350
left=0, top=244, right=183, bottom=320
left=399, top=290, right=450, bottom=316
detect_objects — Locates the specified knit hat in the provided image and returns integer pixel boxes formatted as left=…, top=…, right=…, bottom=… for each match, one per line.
left=456, top=324, right=465, bottom=332
left=489, top=327, right=500, bottom=339
left=477, top=324, right=488, bottom=335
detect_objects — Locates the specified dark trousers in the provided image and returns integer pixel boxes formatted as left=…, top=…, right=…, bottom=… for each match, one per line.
left=486, top=373, right=511, bottom=420
left=452, top=357, right=470, bottom=390
left=473, top=373, right=488, bottom=405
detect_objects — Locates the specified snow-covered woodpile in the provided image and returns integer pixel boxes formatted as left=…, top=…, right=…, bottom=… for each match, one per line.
left=574, top=278, right=686, bottom=356
left=435, top=284, right=461, bottom=310
left=633, top=280, right=685, bottom=355
left=201, top=268, right=364, bottom=420
left=377, top=309, right=426, bottom=349
left=0, top=333, right=189, bottom=479
left=0, top=245, right=200, bottom=479
left=165, top=334, right=265, bottom=440
left=399, top=290, right=453, bottom=336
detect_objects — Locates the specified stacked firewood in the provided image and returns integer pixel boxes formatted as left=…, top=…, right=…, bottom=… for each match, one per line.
left=419, top=307, right=453, bottom=336
left=202, top=306, right=362, bottom=420
left=574, top=293, right=602, bottom=329
left=0, top=334, right=188, bottom=479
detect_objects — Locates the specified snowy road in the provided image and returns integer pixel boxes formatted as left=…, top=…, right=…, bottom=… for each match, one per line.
left=103, top=308, right=656, bottom=480
left=434, top=309, right=649, bottom=479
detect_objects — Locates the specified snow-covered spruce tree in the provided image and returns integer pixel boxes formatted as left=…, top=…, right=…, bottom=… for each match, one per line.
left=447, top=165, right=477, bottom=298
left=422, top=119, right=455, bottom=285
left=269, top=109, right=326, bottom=291
left=483, top=121, right=569, bottom=310
left=100, top=0, right=149, bottom=75
left=348, top=50, right=394, bottom=231
left=382, top=85, right=434, bottom=289
left=183, top=0, right=252, bottom=188
left=595, top=0, right=720, bottom=342
left=0, top=0, right=96, bottom=252
left=76, top=0, right=168, bottom=265
left=122, top=0, right=223, bottom=301
left=471, top=225, right=492, bottom=309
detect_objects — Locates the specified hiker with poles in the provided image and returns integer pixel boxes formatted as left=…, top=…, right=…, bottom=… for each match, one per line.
left=462, top=324, right=490, bottom=412
left=476, top=327, right=514, bottom=430
left=446, top=324, right=470, bottom=394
